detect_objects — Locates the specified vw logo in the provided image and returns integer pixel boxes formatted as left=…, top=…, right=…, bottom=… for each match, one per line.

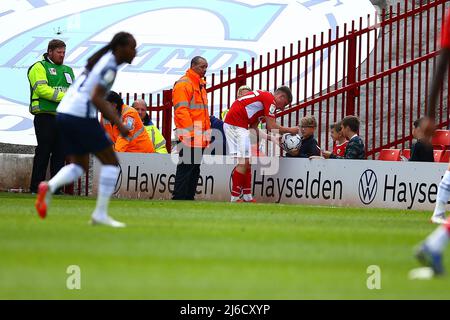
left=114, top=164, right=123, bottom=195
left=358, top=169, right=377, bottom=205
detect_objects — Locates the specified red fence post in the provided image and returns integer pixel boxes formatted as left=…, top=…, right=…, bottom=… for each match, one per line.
left=235, top=66, right=247, bottom=96
left=162, top=89, right=173, bottom=152
left=346, top=31, right=358, bottom=116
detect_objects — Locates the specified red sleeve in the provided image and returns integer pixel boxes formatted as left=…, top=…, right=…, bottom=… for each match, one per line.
left=441, top=9, right=450, bottom=49
left=261, top=91, right=276, bottom=118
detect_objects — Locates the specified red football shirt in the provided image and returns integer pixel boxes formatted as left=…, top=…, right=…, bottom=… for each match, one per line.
left=441, top=8, right=450, bottom=49
left=224, top=90, right=276, bottom=128
left=332, top=141, right=348, bottom=157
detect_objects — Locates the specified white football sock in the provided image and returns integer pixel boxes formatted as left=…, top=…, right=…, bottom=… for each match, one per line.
left=434, top=171, right=450, bottom=217
left=231, top=196, right=241, bottom=202
left=48, top=164, right=84, bottom=193
left=242, top=194, right=253, bottom=201
left=425, top=226, right=450, bottom=254
left=93, top=165, right=119, bottom=220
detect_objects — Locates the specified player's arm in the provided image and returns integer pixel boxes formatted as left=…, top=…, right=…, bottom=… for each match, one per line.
left=428, top=48, right=450, bottom=119
left=91, top=85, right=129, bottom=137
left=265, top=116, right=299, bottom=135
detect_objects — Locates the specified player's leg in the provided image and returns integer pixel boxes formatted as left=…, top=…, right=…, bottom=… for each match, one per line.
left=431, top=163, right=450, bottom=224
left=92, top=146, right=125, bottom=227
left=35, top=113, right=88, bottom=219
left=415, top=219, right=450, bottom=275
left=229, top=126, right=251, bottom=202
left=241, top=161, right=255, bottom=202
left=231, top=160, right=247, bottom=202
left=35, top=154, right=86, bottom=219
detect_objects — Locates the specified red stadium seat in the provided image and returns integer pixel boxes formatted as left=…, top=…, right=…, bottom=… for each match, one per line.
left=402, top=149, right=410, bottom=159
left=378, top=149, right=401, bottom=161
left=432, top=130, right=450, bottom=150
left=441, top=150, right=450, bottom=163
left=434, top=150, right=444, bottom=162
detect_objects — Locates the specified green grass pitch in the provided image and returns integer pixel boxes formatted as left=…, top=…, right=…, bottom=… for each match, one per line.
left=1, top=192, right=450, bottom=299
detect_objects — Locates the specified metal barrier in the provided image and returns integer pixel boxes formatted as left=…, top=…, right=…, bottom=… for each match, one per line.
left=124, top=0, right=449, bottom=158
left=75, top=0, right=450, bottom=195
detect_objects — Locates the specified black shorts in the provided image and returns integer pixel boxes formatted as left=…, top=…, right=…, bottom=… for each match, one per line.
left=57, top=113, right=112, bottom=156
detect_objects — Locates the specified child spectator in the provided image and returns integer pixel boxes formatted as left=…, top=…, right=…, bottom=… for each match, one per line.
left=409, top=117, right=434, bottom=162
left=286, top=115, right=321, bottom=158
left=322, top=116, right=365, bottom=160
left=311, top=121, right=349, bottom=159
left=330, top=121, right=348, bottom=157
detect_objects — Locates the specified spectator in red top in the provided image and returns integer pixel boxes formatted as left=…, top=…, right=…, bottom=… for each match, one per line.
left=331, top=121, right=348, bottom=157
left=310, top=121, right=348, bottom=160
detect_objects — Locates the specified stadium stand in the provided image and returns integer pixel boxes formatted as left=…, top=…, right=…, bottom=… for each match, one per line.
left=402, top=149, right=410, bottom=159
left=431, top=130, right=450, bottom=150
left=378, top=149, right=401, bottom=161
left=434, top=150, right=444, bottom=162
left=441, top=150, right=450, bottom=163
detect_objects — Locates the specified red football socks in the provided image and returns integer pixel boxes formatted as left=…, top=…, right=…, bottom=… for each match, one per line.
left=242, top=167, right=252, bottom=195
left=231, top=169, right=245, bottom=197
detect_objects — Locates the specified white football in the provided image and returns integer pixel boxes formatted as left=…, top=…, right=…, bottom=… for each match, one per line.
left=281, top=133, right=301, bottom=152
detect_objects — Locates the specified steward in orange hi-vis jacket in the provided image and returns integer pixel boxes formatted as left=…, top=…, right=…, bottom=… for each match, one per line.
left=172, top=56, right=210, bottom=200
left=102, top=91, right=155, bottom=153
left=173, top=65, right=210, bottom=148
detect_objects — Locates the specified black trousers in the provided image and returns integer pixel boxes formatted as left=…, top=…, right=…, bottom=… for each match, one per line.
left=30, top=113, right=65, bottom=193
left=172, top=145, right=204, bottom=200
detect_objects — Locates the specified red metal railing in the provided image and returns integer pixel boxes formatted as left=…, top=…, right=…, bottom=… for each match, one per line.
left=75, top=0, right=450, bottom=195
left=151, top=0, right=448, bottom=158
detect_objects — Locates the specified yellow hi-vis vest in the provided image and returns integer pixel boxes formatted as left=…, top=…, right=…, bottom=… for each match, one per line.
left=145, top=125, right=168, bottom=154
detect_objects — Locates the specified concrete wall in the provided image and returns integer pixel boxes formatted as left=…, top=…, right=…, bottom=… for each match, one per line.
left=0, top=153, right=33, bottom=192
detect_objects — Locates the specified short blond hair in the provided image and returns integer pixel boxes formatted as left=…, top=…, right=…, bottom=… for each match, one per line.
left=301, top=115, right=317, bottom=128
left=237, top=85, right=252, bottom=98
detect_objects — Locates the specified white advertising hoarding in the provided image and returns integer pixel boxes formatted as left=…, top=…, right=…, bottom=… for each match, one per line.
left=93, top=154, right=449, bottom=211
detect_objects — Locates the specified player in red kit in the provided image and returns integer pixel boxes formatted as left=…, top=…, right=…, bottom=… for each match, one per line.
left=223, top=86, right=299, bottom=202
left=414, top=8, right=450, bottom=276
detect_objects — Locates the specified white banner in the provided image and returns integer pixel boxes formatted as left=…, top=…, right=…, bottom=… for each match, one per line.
left=93, top=154, right=449, bottom=211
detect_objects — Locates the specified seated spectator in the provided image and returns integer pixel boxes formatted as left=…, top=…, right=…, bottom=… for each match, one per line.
left=286, top=115, right=321, bottom=158
left=322, top=115, right=365, bottom=160
left=330, top=121, right=348, bottom=157
left=132, top=99, right=168, bottom=154
left=311, top=121, right=348, bottom=159
left=101, top=91, right=155, bottom=153
left=409, top=117, right=434, bottom=162
left=208, top=114, right=227, bottom=155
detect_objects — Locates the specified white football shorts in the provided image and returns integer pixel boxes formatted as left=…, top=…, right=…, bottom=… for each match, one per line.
left=223, top=123, right=251, bottom=158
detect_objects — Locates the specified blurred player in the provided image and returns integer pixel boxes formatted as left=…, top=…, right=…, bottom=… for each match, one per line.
left=224, top=87, right=299, bottom=202
left=414, top=9, right=450, bottom=275
left=34, top=32, right=137, bottom=227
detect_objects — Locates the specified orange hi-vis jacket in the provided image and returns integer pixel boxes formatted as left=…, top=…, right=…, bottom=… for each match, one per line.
left=173, top=68, right=211, bottom=148
left=101, top=104, right=155, bottom=153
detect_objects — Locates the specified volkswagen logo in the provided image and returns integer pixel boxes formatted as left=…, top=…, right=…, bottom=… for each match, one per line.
left=359, top=169, right=377, bottom=205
